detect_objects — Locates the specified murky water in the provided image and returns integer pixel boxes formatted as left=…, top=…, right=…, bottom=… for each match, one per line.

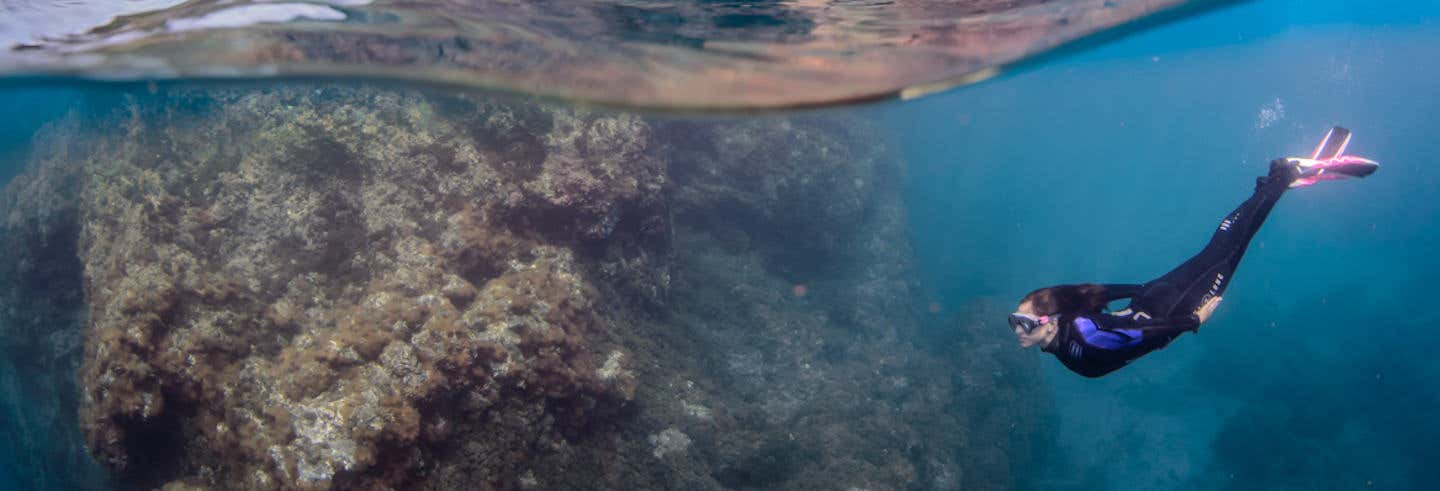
left=1, top=1, right=1437, bottom=490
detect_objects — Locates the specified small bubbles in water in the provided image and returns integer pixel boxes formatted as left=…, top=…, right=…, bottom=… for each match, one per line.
left=1255, top=98, right=1285, bottom=129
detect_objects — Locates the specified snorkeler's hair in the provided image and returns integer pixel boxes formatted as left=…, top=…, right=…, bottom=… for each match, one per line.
left=1019, top=284, right=1112, bottom=316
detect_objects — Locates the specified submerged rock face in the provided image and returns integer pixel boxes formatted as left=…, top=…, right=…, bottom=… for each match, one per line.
left=0, top=86, right=1042, bottom=489
left=71, top=88, right=658, bottom=488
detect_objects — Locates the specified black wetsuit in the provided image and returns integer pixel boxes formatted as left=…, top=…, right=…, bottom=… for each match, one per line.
left=1043, top=161, right=1295, bottom=377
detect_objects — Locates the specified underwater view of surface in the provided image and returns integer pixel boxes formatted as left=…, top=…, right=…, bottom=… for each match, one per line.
left=0, top=0, right=1436, bottom=489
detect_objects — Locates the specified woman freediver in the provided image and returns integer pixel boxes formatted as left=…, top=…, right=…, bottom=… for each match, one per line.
left=1008, top=127, right=1379, bottom=377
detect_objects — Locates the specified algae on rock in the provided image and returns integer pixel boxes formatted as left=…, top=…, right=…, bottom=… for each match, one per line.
left=0, top=85, right=1043, bottom=490
left=7, top=88, right=655, bottom=488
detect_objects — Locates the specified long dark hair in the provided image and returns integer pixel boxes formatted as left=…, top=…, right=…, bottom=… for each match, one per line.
left=1019, top=284, right=1113, bottom=316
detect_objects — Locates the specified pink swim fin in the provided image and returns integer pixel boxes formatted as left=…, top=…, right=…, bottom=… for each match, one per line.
left=1287, top=126, right=1380, bottom=188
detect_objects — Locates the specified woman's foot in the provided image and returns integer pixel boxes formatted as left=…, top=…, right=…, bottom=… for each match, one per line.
left=1258, top=157, right=1302, bottom=189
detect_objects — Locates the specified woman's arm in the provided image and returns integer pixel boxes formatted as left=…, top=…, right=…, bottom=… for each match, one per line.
left=1127, top=314, right=1201, bottom=337
left=1087, top=312, right=1199, bottom=345
left=1103, top=296, right=1219, bottom=338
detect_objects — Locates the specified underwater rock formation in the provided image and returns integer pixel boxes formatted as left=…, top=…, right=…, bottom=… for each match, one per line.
left=0, top=85, right=1044, bottom=489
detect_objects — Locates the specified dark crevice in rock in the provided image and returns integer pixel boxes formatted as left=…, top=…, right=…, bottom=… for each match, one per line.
left=114, top=396, right=192, bottom=489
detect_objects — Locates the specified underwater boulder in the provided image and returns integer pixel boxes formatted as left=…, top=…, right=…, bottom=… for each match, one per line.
left=0, top=85, right=1045, bottom=489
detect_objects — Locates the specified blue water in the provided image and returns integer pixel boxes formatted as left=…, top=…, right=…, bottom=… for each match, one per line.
left=890, top=1, right=1440, bottom=489
left=2, top=1, right=1439, bottom=489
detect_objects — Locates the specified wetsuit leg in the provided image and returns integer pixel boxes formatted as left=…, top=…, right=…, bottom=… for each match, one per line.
left=1130, top=161, right=1296, bottom=318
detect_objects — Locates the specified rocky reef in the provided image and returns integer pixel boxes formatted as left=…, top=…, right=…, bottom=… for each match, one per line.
left=0, top=85, right=1043, bottom=489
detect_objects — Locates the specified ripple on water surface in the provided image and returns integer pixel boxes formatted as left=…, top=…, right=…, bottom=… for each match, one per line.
left=0, top=0, right=1224, bottom=109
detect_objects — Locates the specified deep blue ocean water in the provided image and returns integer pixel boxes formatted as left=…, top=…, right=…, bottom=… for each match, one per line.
left=890, top=1, right=1440, bottom=489
left=1, top=1, right=1438, bottom=489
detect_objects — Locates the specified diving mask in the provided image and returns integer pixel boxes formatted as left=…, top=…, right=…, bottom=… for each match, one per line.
left=1008, top=313, right=1051, bottom=335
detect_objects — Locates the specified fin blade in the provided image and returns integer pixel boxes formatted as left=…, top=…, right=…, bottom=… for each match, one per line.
left=1311, top=126, right=1352, bottom=160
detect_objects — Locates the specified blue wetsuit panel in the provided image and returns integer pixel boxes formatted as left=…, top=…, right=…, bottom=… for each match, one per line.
left=1074, top=316, right=1142, bottom=349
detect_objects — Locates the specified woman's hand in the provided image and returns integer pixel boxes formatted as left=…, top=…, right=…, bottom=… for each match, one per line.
left=1196, top=296, right=1223, bottom=324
